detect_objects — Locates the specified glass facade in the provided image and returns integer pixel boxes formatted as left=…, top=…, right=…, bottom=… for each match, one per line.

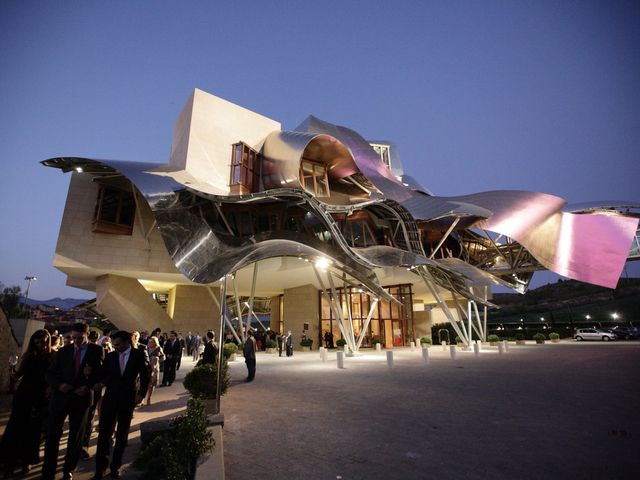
left=319, top=284, right=414, bottom=348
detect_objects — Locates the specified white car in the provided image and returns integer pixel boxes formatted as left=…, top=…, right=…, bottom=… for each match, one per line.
left=573, top=328, right=616, bottom=342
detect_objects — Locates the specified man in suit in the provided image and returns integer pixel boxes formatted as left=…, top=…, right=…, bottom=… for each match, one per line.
left=92, top=330, right=150, bottom=479
left=42, top=322, right=104, bottom=480
left=161, top=331, right=180, bottom=386
left=200, top=331, right=218, bottom=365
left=243, top=330, right=256, bottom=382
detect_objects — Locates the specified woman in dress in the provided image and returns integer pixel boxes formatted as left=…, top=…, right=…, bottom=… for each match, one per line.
left=145, top=335, right=165, bottom=406
left=0, top=329, right=52, bottom=476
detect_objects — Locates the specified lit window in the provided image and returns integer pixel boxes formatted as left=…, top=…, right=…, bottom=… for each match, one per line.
left=300, top=160, right=330, bottom=197
left=92, top=186, right=136, bottom=235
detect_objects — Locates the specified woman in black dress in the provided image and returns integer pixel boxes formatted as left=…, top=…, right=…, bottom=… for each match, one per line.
left=0, top=329, right=52, bottom=476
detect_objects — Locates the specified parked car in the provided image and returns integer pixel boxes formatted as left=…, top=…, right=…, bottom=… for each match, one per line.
left=609, top=326, right=639, bottom=340
left=573, top=328, right=616, bottom=342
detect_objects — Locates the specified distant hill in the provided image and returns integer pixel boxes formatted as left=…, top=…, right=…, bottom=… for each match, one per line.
left=490, top=277, right=640, bottom=324
left=25, top=297, right=91, bottom=309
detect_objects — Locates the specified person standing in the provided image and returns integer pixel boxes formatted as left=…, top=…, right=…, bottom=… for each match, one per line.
left=92, top=331, right=150, bottom=479
left=42, top=322, right=104, bottom=480
left=243, top=330, right=256, bottom=382
left=0, top=329, right=52, bottom=477
left=145, top=336, right=164, bottom=406
left=161, top=331, right=180, bottom=387
left=191, top=332, right=202, bottom=361
left=276, top=332, right=283, bottom=357
left=285, top=330, right=294, bottom=357
left=200, top=331, right=218, bottom=365
left=185, top=331, right=193, bottom=357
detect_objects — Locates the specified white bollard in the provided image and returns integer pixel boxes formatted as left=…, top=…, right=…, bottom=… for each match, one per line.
left=375, top=343, right=382, bottom=352
left=321, top=347, right=328, bottom=362
left=449, top=345, right=457, bottom=360
left=319, top=347, right=324, bottom=360
left=337, top=351, right=344, bottom=369
left=473, top=342, right=480, bottom=356
left=386, top=350, right=394, bottom=368
left=421, top=347, right=430, bottom=364
left=502, top=340, right=509, bottom=352
left=498, top=342, right=504, bottom=355
left=410, top=341, right=416, bottom=351
left=441, top=341, right=447, bottom=352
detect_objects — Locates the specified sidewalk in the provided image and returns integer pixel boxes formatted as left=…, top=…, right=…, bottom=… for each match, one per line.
left=0, top=355, right=197, bottom=479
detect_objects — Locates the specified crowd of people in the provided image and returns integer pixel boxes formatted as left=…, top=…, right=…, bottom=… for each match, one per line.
left=0, top=324, right=210, bottom=480
left=0, top=324, right=316, bottom=478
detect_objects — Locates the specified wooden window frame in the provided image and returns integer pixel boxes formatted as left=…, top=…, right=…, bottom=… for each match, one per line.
left=92, top=185, right=136, bottom=235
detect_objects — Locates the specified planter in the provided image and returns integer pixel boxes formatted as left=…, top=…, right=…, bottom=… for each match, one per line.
left=535, top=339, right=545, bottom=344
left=419, top=343, right=430, bottom=348
left=550, top=339, right=560, bottom=343
left=266, top=347, right=277, bottom=353
left=489, top=342, right=498, bottom=347
left=516, top=340, right=526, bottom=345
left=300, top=346, right=311, bottom=352
left=201, top=398, right=218, bottom=415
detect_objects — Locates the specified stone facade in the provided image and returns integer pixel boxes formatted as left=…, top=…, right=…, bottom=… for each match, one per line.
left=282, top=284, right=319, bottom=350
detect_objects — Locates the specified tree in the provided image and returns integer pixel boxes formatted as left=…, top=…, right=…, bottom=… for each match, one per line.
left=0, top=286, right=23, bottom=317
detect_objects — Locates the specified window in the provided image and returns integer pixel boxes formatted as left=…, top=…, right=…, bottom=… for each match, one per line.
left=300, top=160, right=330, bottom=197
left=93, top=186, right=136, bottom=235
left=230, top=142, right=259, bottom=194
left=370, top=143, right=391, bottom=169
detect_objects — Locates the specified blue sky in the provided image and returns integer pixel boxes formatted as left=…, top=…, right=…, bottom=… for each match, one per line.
left=1, top=0, right=638, bottom=299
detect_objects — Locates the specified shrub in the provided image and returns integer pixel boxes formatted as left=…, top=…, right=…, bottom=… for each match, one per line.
left=419, top=336, right=432, bottom=345
left=183, top=362, right=230, bottom=399
left=454, top=336, right=463, bottom=344
left=548, top=332, right=560, bottom=340
left=487, top=334, right=500, bottom=342
left=533, top=333, right=546, bottom=341
left=371, top=337, right=382, bottom=345
left=267, top=339, right=277, bottom=348
left=514, top=333, right=525, bottom=341
left=222, top=342, right=238, bottom=359
left=336, top=338, right=347, bottom=347
left=133, top=398, right=214, bottom=480
left=300, top=338, right=313, bottom=347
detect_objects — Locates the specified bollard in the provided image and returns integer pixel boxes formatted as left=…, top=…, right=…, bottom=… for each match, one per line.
left=319, top=347, right=325, bottom=360
left=410, top=341, right=416, bottom=351
left=449, top=345, right=457, bottom=360
left=441, top=341, right=447, bottom=352
left=498, top=342, right=504, bottom=355
left=375, top=343, right=382, bottom=352
left=337, top=351, right=344, bottom=369
left=321, top=347, right=328, bottom=362
left=502, top=340, right=509, bottom=352
left=386, top=350, right=394, bottom=368
left=473, top=342, right=480, bottom=356
left=421, top=347, right=430, bottom=364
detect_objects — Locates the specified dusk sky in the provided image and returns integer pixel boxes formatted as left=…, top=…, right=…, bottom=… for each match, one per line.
left=1, top=0, right=638, bottom=300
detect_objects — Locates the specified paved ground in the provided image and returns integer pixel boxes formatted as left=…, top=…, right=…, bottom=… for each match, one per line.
left=221, top=342, right=640, bottom=480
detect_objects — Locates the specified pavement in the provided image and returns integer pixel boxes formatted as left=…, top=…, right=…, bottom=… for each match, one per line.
left=221, top=341, right=640, bottom=480
left=2, top=342, right=639, bottom=479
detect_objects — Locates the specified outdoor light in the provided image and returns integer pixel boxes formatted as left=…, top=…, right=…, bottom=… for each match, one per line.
left=585, top=314, right=591, bottom=320
left=540, top=317, right=544, bottom=321
left=315, top=257, right=330, bottom=270
left=75, top=166, right=83, bottom=173
left=23, top=275, right=37, bottom=309
left=612, top=313, right=619, bottom=320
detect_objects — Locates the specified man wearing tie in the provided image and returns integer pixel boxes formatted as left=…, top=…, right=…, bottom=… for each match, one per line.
left=92, top=331, right=150, bottom=479
left=42, top=322, right=104, bottom=480
left=160, top=330, right=180, bottom=386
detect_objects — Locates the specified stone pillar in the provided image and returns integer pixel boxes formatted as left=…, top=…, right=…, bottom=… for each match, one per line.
left=96, top=274, right=173, bottom=332
left=168, top=285, right=221, bottom=339
left=283, top=284, right=319, bottom=350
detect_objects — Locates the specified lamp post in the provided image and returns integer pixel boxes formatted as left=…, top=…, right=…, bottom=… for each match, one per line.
left=23, top=275, right=37, bottom=313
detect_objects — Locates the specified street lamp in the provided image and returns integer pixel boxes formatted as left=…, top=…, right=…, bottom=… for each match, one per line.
left=585, top=314, right=591, bottom=320
left=23, top=275, right=37, bottom=311
left=611, top=313, right=619, bottom=320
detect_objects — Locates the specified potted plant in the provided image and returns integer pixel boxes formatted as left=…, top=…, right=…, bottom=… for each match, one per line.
left=455, top=336, right=464, bottom=346
left=336, top=338, right=347, bottom=350
left=548, top=332, right=560, bottom=343
left=183, top=362, right=230, bottom=414
left=488, top=334, right=500, bottom=346
left=514, top=333, right=526, bottom=345
left=223, top=342, right=238, bottom=361
left=134, top=398, right=214, bottom=480
left=266, top=339, right=277, bottom=353
left=371, top=337, right=383, bottom=346
left=299, top=338, right=313, bottom=351
left=419, top=336, right=432, bottom=347
left=533, top=332, right=546, bottom=344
